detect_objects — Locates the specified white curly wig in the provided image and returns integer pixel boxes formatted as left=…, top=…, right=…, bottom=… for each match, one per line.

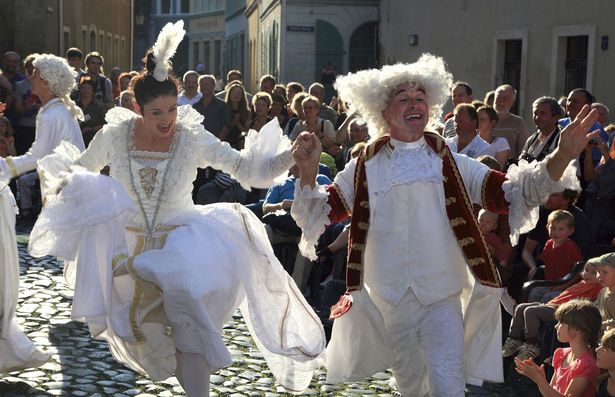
left=334, top=54, right=453, bottom=139
left=33, top=54, right=84, bottom=120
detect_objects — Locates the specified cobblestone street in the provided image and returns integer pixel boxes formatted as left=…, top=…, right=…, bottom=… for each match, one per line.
left=1, top=225, right=537, bottom=397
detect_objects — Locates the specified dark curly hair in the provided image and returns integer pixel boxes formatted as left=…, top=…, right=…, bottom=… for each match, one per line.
left=132, top=49, right=180, bottom=111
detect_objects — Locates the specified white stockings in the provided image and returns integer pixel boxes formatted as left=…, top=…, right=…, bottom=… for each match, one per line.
left=175, top=351, right=211, bottom=397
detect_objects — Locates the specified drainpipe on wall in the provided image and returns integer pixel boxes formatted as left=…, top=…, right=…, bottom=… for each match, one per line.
left=130, top=0, right=134, bottom=70
left=279, top=0, right=286, bottom=83
left=58, top=0, right=63, bottom=55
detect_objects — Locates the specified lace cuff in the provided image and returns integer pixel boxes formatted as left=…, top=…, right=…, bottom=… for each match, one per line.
left=291, top=180, right=331, bottom=260
left=503, top=159, right=580, bottom=246
left=233, top=118, right=293, bottom=190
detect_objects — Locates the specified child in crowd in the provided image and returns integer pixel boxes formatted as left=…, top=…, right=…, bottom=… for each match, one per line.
left=527, top=209, right=582, bottom=303
left=479, top=209, right=508, bottom=267
left=515, top=299, right=601, bottom=397
left=502, top=259, right=602, bottom=360
left=596, top=328, right=615, bottom=397
left=596, top=253, right=615, bottom=331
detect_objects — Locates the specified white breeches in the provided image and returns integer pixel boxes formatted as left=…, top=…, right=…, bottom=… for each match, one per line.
left=371, top=288, right=465, bottom=397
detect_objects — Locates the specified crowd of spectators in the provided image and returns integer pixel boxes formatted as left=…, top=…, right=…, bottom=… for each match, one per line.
left=1, top=45, right=615, bottom=393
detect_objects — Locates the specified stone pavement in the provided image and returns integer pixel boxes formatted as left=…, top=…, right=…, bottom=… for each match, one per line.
left=1, top=224, right=538, bottom=396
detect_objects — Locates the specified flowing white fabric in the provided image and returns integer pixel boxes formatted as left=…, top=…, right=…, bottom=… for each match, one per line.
left=28, top=107, right=323, bottom=389
left=503, top=158, right=580, bottom=246
left=0, top=182, right=50, bottom=373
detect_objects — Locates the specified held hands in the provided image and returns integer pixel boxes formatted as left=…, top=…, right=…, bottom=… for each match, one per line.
left=292, top=132, right=322, bottom=187
left=0, top=102, right=5, bottom=117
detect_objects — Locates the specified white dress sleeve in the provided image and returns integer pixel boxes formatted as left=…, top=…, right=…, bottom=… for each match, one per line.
left=182, top=105, right=293, bottom=190
left=291, top=158, right=356, bottom=260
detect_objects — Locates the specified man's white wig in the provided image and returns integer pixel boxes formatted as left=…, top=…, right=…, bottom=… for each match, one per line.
left=334, top=54, right=452, bottom=138
left=33, top=54, right=84, bottom=120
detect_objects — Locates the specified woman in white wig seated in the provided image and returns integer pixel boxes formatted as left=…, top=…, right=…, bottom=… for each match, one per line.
left=28, top=21, right=324, bottom=396
left=0, top=182, right=50, bottom=373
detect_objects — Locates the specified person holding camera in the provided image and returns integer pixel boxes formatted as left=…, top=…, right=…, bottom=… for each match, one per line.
left=519, top=96, right=562, bottom=163
left=83, top=52, right=113, bottom=110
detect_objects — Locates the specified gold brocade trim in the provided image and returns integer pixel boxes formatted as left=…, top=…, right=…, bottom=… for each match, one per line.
left=481, top=169, right=492, bottom=209
left=445, top=197, right=457, bottom=206
left=450, top=217, right=467, bottom=227
left=124, top=257, right=145, bottom=342
left=121, top=225, right=178, bottom=341
left=132, top=153, right=170, bottom=161
left=359, top=201, right=369, bottom=209
left=443, top=146, right=500, bottom=285
left=347, top=262, right=363, bottom=270
left=350, top=243, right=365, bottom=250
left=112, top=253, right=129, bottom=271
left=362, top=181, right=367, bottom=188
left=468, top=258, right=486, bottom=267
left=125, top=225, right=180, bottom=233
left=358, top=222, right=369, bottom=230
left=5, top=156, right=18, bottom=177
left=459, top=237, right=475, bottom=247
left=333, top=183, right=352, bottom=216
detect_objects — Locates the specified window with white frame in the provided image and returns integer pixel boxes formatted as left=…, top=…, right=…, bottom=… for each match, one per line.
left=492, top=29, right=528, bottom=116
left=550, top=25, right=595, bottom=96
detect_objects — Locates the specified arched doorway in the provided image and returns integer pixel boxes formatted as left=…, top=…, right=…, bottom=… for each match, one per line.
left=349, top=21, right=378, bottom=72
left=315, top=19, right=343, bottom=102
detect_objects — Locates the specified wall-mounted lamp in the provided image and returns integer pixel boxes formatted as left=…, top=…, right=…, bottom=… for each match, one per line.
left=135, top=14, right=145, bottom=25
left=601, top=35, right=609, bottom=51
left=408, top=34, right=419, bottom=46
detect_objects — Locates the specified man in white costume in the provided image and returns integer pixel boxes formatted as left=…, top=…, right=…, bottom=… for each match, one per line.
left=0, top=54, right=85, bottom=185
left=291, top=54, right=600, bottom=396
left=0, top=181, right=50, bottom=372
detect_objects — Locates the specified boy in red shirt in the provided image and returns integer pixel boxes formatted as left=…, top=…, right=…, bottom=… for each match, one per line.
left=527, top=209, right=582, bottom=303
left=502, top=259, right=602, bottom=360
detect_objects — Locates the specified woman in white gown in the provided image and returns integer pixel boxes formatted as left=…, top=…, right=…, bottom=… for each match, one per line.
left=28, top=21, right=325, bottom=396
left=0, top=182, right=50, bottom=373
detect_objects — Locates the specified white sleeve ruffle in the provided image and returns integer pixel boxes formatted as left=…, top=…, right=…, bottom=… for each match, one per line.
left=233, top=118, right=293, bottom=190
left=291, top=181, right=331, bottom=260
left=503, top=159, right=580, bottom=246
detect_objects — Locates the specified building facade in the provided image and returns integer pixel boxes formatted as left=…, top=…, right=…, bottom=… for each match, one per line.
left=244, top=0, right=379, bottom=95
left=187, top=0, right=225, bottom=76
left=0, top=0, right=132, bottom=71
left=380, top=0, right=615, bottom=122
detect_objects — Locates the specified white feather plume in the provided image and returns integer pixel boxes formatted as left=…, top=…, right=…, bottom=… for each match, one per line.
left=151, top=20, right=186, bottom=82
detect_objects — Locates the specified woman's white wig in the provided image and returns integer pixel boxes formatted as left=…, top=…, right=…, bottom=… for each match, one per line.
left=334, top=53, right=453, bottom=138
left=33, top=54, right=84, bottom=120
